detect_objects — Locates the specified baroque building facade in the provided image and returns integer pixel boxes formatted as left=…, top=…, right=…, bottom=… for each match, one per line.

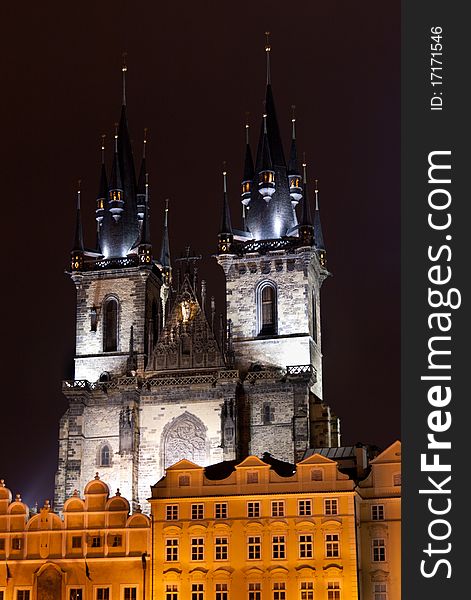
left=54, top=46, right=340, bottom=514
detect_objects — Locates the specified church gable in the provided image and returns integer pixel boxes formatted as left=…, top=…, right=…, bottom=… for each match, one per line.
left=148, top=274, right=224, bottom=371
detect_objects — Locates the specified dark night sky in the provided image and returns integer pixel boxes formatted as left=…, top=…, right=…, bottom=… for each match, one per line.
left=0, top=1, right=400, bottom=507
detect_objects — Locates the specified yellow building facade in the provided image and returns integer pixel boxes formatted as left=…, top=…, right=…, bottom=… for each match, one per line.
left=0, top=476, right=149, bottom=600
left=1, top=443, right=400, bottom=600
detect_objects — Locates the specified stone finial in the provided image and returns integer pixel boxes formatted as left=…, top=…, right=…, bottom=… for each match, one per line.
left=0, top=479, right=5, bottom=487
left=95, top=472, right=100, bottom=480
left=73, top=489, right=79, bottom=496
left=135, top=504, right=142, bottom=513
left=43, top=499, right=51, bottom=509
left=116, top=488, right=121, bottom=497
left=15, top=493, right=21, bottom=502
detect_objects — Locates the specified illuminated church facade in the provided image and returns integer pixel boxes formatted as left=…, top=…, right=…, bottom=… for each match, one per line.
left=54, top=46, right=340, bottom=515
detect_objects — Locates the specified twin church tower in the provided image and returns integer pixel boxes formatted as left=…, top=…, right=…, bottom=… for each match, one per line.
left=55, top=42, right=340, bottom=513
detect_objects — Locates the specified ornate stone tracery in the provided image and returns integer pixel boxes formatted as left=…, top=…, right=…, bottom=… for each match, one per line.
left=162, top=412, right=209, bottom=469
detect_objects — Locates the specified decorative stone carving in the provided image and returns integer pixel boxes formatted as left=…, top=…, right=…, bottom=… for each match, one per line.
left=162, top=412, right=208, bottom=469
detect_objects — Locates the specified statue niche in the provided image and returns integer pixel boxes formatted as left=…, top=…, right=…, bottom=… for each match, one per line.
left=162, top=412, right=209, bottom=469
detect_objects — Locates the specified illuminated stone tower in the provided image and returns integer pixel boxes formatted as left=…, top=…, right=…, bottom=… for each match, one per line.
left=216, top=36, right=339, bottom=461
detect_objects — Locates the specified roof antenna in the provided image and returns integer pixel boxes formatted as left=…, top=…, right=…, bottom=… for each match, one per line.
left=291, top=105, right=296, bottom=139
left=122, top=52, right=128, bottom=106
left=265, top=31, right=271, bottom=85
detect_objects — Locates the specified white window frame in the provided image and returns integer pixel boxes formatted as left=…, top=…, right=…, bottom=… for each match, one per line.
left=272, top=535, right=286, bottom=560
left=247, top=535, right=262, bottom=560
left=191, top=537, right=205, bottom=561
left=298, top=499, right=312, bottom=516
left=372, top=538, right=386, bottom=562
left=371, top=504, right=385, bottom=521
left=165, top=584, right=178, bottom=600
left=15, top=589, right=32, bottom=600
left=324, top=498, right=339, bottom=516
left=190, top=583, right=204, bottom=600
left=248, top=582, right=262, bottom=600
left=214, top=536, right=229, bottom=561
left=325, top=533, right=340, bottom=558
left=271, top=500, right=285, bottom=517
left=327, top=581, right=341, bottom=600
left=247, top=501, right=261, bottom=518
left=68, top=586, right=85, bottom=600
left=214, top=502, right=228, bottom=519
left=373, top=582, right=388, bottom=600
left=94, top=587, right=111, bottom=600
left=299, top=534, right=313, bottom=559
left=191, top=503, right=204, bottom=520
left=300, top=581, right=314, bottom=600
left=215, top=583, right=229, bottom=600
left=273, top=582, right=286, bottom=600
left=165, top=538, right=179, bottom=562
left=121, top=586, right=139, bottom=600
left=166, top=504, right=179, bottom=520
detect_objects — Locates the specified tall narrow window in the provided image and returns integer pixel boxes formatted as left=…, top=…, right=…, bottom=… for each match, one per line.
left=258, top=283, right=277, bottom=335
left=104, top=298, right=118, bottom=352
left=312, top=294, right=318, bottom=343
left=99, top=445, right=111, bottom=467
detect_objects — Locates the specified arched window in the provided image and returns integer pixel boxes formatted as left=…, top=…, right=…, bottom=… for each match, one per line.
left=103, top=297, right=118, bottom=352
left=257, top=282, right=277, bottom=336
left=99, top=444, right=111, bottom=467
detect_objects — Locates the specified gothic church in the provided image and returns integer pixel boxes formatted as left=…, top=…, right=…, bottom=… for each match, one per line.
left=54, top=45, right=340, bottom=513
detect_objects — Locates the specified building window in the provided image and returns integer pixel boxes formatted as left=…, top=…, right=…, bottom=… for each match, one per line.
left=111, top=535, right=122, bottom=547
left=247, top=472, right=259, bottom=484
left=90, top=307, right=98, bottom=332
left=299, top=534, right=313, bottom=559
left=247, top=502, right=260, bottom=518
left=91, top=536, right=102, bottom=548
left=248, top=536, right=261, bottom=560
left=166, top=505, right=179, bottom=520
left=0, top=591, right=4, bottom=600
left=215, top=503, right=228, bottom=519
left=72, top=536, right=82, bottom=548
left=298, top=499, right=312, bottom=516
left=372, top=505, right=385, bottom=521
left=0, top=538, right=5, bottom=551
left=165, top=585, right=178, bottom=600
left=248, top=583, right=261, bottom=600
left=271, top=501, right=285, bottom=517
left=393, top=473, right=401, bottom=486
left=311, top=469, right=323, bottom=481
left=327, top=582, right=340, bottom=600
left=312, top=294, right=318, bottom=343
left=99, top=444, right=111, bottom=467
left=191, top=504, right=204, bottom=520
left=372, top=538, right=386, bottom=562
left=70, top=590, right=83, bottom=600
left=103, top=297, right=118, bottom=352
left=179, top=475, right=190, bottom=487
left=215, top=583, right=228, bottom=600
left=165, top=539, right=179, bottom=562
left=273, top=582, right=286, bottom=600
left=191, top=583, right=204, bottom=600
left=191, top=538, right=204, bottom=561
left=123, top=589, right=137, bottom=600
left=272, top=535, right=286, bottom=559
left=17, top=592, right=30, bottom=600
left=96, top=589, right=110, bottom=600
left=325, top=533, right=340, bottom=558
left=373, top=583, right=387, bottom=600
left=12, top=538, right=22, bottom=550
left=215, top=537, right=229, bottom=561
left=300, top=582, right=314, bottom=600
left=262, top=403, right=275, bottom=424
left=258, top=282, right=277, bottom=335
left=324, top=498, right=338, bottom=515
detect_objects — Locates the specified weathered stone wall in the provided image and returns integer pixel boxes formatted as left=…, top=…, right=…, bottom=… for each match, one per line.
left=72, top=266, right=160, bottom=382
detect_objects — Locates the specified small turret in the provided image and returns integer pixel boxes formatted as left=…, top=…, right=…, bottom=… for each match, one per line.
left=71, top=181, right=84, bottom=271
left=258, top=114, right=275, bottom=203
left=288, top=107, right=302, bottom=206
left=218, top=168, right=234, bottom=253
left=108, top=123, right=124, bottom=222
left=138, top=173, right=152, bottom=265
left=136, top=129, right=147, bottom=221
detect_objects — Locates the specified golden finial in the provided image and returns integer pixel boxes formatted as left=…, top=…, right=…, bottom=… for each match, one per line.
left=264, top=32, right=271, bottom=84
left=122, top=52, right=128, bottom=106
left=222, top=161, right=228, bottom=193
left=291, top=105, right=296, bottom=139
left=101, top=134, right=106, bottom=164
left=143, top=127, right=147, bottom=158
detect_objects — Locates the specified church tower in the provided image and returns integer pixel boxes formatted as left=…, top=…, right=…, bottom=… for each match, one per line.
left=56, top=46, right=341, bottom=515
left=216, top=36, right=339, bottom=461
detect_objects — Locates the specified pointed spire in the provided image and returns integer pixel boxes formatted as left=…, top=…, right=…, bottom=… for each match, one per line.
left=122, top=52, right=127, bottom=106
left=241, top=117, right=255, bottom=207
left=288, top=105, right=300, bottom=175
left=160, top=199, right=171, bottom=269
left=260, top=114, right=273, bottom=171
left=97, top=135, right=108, bottom=203
left=300, top=160, right=313, bottom=227
left=73, top=180, right=84, bottom=251
left=218, top=166, right=234, bottom=254
left=137, top=128, right=148, bottom=220
left=265, top=32, right=271, bottom=85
